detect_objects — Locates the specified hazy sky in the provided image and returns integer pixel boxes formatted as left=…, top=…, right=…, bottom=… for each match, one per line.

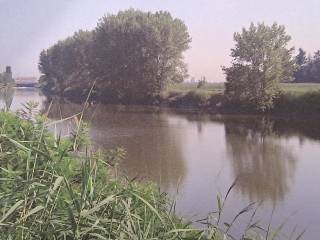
left=1, top=0, right=320, bottom=81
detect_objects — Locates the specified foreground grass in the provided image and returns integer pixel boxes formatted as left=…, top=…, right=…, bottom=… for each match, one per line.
left=0, top=111, right=209, bottom=239
left=0, top=110, right=239, bottom=239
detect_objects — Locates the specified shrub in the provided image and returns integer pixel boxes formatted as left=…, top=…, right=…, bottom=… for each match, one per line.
left=273, top=90, right=320, bottom=116
left=168, top=90, right=211, bottom=108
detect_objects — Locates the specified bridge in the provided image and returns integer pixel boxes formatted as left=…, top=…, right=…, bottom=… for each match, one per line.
left=15, top=77, right=39, bottom=88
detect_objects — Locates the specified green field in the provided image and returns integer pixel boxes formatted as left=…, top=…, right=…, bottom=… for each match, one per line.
left=280, top=83, right=320, bottom=94
left=167, top=82, right=224, bottom=96
left=168, top=82, right=320, bottom=96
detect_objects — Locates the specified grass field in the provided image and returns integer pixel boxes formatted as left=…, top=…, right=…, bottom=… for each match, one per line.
left=168, top=82, right=224, bottom=96
left=168, top=82, right=320, bottom=96
left=280, top=83, right=320, bottom=94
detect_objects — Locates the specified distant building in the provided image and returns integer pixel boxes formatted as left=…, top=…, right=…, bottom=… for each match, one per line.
left=0, top=66, right=14, bottom=84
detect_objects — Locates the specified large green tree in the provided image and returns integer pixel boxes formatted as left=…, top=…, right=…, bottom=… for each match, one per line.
left=39, top=9, right=191, bottom=102
left=38, top=30, right=92, bottom=95
left=90, top=9, right=191, bottom=102
left=223, top=23, right=296, bottom=111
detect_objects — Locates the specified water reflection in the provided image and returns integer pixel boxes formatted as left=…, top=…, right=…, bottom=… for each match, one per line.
left=44, top=101, right=187, bottom=192
left=0, top=87, right=14, bottom=111
left=224, top=117, right=297, bottom=204
left=0, top=87, right=45, bottom=112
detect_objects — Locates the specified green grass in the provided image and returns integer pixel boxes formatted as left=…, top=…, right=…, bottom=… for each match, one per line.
left=0, top=110, right=204, bottom=239
left=167, top=82, right=224, bottom=96
left=163, top=83, right=225, bottom=109
left=168, top=82, right=320, bottom=96
left=280, top=83, right=320, bottom=95
left=164, top=83, right=320, bottom=113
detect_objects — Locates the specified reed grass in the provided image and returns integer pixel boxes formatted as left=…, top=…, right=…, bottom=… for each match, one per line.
left=0, top=110, right=205, bottom=239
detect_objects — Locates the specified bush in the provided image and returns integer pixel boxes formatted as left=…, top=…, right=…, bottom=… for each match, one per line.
left=168, top=90, right=211, bottom=108
left=273, top=90, right=320, bottom=116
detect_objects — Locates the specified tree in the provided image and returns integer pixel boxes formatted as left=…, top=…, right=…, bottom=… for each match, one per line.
left=294, top=50, right=320, bottom=83
left=90, top=9, right=191, bottom=102
left=38, top=30, right=92, bottom=95
left=294, top=48, right=308, bottom=82
left=196, top=76, right=206, bottom=88
left=223, top=22, right=296, bottom=111
left=310, top=51, right=320, bottom=82
left=38, top=9, right=191, bottom=102
left=295, top=48, right=307, bottom=66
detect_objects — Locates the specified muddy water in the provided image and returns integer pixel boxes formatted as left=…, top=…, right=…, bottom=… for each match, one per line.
left=2, top=87, right=320, bottom=239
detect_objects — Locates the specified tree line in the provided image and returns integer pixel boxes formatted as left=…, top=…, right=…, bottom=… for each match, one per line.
left=39, top=9, right=191, bottom=103
left=39, top=9, right=319, bottom=111
left=294, top=48, right=320, bottom=83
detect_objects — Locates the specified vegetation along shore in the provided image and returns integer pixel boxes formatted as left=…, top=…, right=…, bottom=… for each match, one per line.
left=38, top=9, right=320, bottom=117
left=1, top=7, right=315, bottom=239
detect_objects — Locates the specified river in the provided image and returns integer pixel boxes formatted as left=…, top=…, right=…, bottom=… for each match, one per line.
left=1, top=87, right=320, bottom=239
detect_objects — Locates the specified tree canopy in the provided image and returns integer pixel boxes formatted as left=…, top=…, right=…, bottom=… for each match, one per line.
left=294, top=49, right=320, bottom=83
left=39, top=9, right=191, bottom=103
left=223, top=22, right=296, bottom=111
left=39, top=30, right=92, bottom=95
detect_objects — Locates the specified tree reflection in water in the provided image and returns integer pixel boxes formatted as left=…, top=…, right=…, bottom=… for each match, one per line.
left=224, top=117, right=297, bottom=205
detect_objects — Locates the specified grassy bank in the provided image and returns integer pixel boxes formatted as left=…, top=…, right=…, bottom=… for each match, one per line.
left=41, top=82, right=320, bottom=117
left=162, top=83, right=320, bottom=116
left=167, top=82, right=320, bottom=96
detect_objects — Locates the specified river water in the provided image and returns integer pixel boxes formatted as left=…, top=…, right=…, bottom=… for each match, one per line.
left=2, top=87, right=320, bottom=239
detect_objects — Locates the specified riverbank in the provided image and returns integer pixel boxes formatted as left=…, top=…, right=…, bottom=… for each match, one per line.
left=162, top=89, right=320, bottom=118
left=162, top=82, right=320, bottom=117
left=43, top=82, right=320, bottom=118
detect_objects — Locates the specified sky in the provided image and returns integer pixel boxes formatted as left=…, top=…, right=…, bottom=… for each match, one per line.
left=0, top=0, right=320, bottom=82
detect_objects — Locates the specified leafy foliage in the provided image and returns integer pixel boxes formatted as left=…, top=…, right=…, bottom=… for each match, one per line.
left=39, top=30, right=92, bottom=95
left=294, top=49, right=320, bottom=83
left=223, top=23, right=296, bottom=112
left=39, top=9, right=191, bottom=103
